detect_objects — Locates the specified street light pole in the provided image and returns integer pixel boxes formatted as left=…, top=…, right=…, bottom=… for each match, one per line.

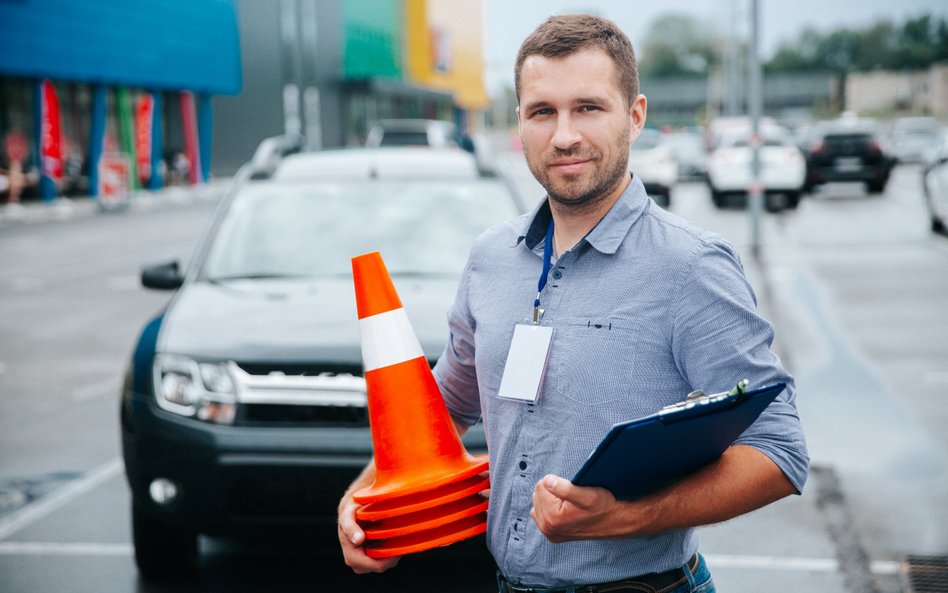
left=748, top=0, right=763, bottom=259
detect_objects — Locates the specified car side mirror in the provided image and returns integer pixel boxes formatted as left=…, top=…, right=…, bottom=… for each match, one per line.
left=141, top=261, right=184, bottom=290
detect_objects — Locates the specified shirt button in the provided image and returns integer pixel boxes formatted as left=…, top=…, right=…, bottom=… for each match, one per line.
left=519, top=460, right=528, bottom=470
left=551, top=270, right=562, bottom=280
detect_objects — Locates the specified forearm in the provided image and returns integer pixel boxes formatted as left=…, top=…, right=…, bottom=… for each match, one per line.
left=531, top=444, right=797, bottom=543
left=616, top=444, right=796, bottom=537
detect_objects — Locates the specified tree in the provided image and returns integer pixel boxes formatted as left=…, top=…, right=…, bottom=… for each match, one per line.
left=765, top=13, right=948, bottom=73
left=639, top=14, right=718, bottom=78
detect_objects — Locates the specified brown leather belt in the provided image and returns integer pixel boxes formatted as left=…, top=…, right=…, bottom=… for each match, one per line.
left=497, top=553, right=699, bottom=593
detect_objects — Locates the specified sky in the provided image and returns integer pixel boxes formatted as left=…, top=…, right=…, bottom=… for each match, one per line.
left=482, top=0, right=948, bottom=94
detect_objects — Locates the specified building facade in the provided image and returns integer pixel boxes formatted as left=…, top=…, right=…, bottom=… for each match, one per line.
left=212, top=0, right=489, bottom=175
left=0, top=0, right=241, bottom=202
left=846, top=66, right=948, bottom=119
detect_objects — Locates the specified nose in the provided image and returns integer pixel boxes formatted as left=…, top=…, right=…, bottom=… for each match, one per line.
left=551, top=113, right=581, bottom=150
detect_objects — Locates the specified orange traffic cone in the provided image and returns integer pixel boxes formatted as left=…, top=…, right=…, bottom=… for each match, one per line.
left=351, top=252, right=489, bottom=558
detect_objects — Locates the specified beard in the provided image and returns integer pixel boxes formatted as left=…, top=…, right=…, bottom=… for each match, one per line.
left=524, top=124, right=631, bottom=212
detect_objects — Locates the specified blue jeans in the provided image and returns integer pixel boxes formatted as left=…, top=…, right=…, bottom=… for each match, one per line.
left=669, top=553, right=716, bottom=593
left=496, top=553, right=716, bottom=593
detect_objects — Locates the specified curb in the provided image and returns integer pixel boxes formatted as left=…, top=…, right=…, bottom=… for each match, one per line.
left=0, top=179, right=231, bottom=228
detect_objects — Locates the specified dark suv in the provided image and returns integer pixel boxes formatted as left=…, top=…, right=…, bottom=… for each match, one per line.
left=121, top=139, right=522, bottom=578
left=803, top=117, right=896, bottom=194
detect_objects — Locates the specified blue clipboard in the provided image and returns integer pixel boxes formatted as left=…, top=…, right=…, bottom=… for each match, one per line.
left=572, top=382, right=786, bottom=500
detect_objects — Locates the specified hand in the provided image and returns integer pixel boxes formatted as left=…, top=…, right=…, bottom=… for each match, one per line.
left=530, top=474, right=621, bottom=543
left=337, top=499, right=401, bottom=574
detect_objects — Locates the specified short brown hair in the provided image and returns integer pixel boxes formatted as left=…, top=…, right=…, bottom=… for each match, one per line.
left=515, top=14, right=639, bottom=107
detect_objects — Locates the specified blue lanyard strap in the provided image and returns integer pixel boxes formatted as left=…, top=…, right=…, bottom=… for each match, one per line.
left=533, top=218, right=554, bottom=323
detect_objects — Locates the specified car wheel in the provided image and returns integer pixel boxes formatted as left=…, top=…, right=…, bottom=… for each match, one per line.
left=764, top=194, right=783, bottom=213
left=932, top=216, right=947, bottom=235
left=785, top=191, right=801, bottom=209
left=866, top=180, right=886, bottom=194
left=710, top=189, right=725, bottom=208
left=132, top=505, right=198, bottom=579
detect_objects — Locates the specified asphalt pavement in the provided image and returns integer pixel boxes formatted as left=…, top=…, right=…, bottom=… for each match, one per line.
left=2, top=151, right=947, bottom=592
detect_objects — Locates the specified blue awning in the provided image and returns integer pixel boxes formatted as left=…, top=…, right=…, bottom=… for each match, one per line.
left=0, top=0, right=241, bottom=95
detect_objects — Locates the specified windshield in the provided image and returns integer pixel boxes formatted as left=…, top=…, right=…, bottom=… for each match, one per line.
left=201, top=180, right=519, bottom=280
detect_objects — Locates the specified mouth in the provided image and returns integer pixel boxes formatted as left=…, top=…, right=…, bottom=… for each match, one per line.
left=549, top=159, right=592, bottom=175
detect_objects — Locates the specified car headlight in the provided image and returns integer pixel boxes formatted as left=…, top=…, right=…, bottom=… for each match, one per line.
left=153, top=354, right=237, bottom=425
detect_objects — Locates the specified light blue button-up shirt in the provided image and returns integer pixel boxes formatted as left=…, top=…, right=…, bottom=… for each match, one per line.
left=433, top=175, right=808, bottom=588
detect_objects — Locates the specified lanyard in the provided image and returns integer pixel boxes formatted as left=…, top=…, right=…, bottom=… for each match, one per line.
left=533, top=218, right=554, bottom=324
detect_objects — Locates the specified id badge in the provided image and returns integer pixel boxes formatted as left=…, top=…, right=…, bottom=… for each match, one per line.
left=497, top=323, right=554, bottom=403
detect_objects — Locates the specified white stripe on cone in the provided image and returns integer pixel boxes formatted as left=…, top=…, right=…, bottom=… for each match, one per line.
left=360, top=308, right=425, bottom=372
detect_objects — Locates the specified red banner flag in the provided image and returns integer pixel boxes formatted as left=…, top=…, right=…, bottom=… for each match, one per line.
left=39, top=79, right=64, bottom=181
left=180, top=91, right=202, bottom=185
left=135, top=94, right=154, bottom=183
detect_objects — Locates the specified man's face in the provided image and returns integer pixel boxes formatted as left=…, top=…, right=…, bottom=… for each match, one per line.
left=517, top=48, right=646, bottom=209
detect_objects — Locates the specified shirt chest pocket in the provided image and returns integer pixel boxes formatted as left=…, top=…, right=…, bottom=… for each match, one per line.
left=554, top=316, right=640, bottom=406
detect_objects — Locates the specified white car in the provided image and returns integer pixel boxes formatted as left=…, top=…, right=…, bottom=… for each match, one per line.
left=629, top=128, right=678, bottom=208
left=365, top=119, right=465, bottom=150
left=706, top=127, right=806, bottom=210
left=890, top=116, right=944, bottom=165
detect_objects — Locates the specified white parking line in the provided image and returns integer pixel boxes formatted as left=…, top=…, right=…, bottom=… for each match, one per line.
left=704, top=553, right=901, bottom=575
left=0, top=457, right=122, bottom=540
left=0, top=541, right=132, bottom=556
left=0, top=458, right=904, bottom=579
left=0, top=540, right=902, bottom=576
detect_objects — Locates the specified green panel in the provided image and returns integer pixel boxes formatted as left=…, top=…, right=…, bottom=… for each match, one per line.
left=343, top=0, right=403, bottom=79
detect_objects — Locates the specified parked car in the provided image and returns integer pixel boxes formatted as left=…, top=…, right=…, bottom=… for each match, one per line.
left=365, top=118, right=473, bottom=152
left=890, top=116, right=944, bottom=165
left=705, top=126, right=806, bottom=211
left=121, top=141, right=524, bottom=578
left=803, top=116, right=896, bottom=194
left=628, top=128, right=678, bottom=208
left=923, top=137, right=948, bottom=234
left=662, top=130, right=707, bottom=181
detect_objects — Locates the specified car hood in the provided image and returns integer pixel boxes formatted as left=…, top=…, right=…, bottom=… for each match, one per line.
left=158, top=276, right=459, bottom=365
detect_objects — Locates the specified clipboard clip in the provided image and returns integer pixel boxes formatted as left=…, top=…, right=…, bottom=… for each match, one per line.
left=659, top=379, right=749, bottom=417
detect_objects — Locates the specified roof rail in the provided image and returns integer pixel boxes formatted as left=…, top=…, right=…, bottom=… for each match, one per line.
left=248, top=134, right=304, bottom=179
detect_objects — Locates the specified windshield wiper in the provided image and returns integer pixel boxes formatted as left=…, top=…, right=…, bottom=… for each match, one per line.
left=206, top=273, right=301, bottom=283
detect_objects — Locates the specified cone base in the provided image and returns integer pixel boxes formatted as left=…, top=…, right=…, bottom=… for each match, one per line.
left=363, top=512, right=487, bottom=559
left=353, top=454, right=488, bottom=505
left=363, top=494, right=489, bottom=540
left=356, top=474, right=489, bottom=521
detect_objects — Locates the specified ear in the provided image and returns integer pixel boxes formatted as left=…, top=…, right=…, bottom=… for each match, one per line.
left=627, top=94, right=648, bottom=144
left=516, top=104, right=524, bottom=137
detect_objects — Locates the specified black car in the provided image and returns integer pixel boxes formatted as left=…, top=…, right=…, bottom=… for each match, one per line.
left=121, top=141, right=524, bottom=578
left=803, top=116, right=896, bottom=194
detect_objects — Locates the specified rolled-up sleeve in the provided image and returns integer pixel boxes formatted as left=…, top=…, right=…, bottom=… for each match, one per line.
left=671, top=239, right=809, bottom=493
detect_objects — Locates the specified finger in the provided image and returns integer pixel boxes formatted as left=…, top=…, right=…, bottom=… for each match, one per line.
left=338, top=502, right=366, bottom=546
left=539, top=474, right=595, bottom=509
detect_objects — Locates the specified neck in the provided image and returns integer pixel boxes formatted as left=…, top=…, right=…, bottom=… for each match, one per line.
left=549, top=174, right=630, bottom=255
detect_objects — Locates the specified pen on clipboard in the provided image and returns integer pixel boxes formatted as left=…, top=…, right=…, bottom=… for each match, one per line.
left=660, top=379, right=750, bottom=415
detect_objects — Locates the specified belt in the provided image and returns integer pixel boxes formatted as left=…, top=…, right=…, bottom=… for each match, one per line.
left=497, top=553, right=699, bottom=593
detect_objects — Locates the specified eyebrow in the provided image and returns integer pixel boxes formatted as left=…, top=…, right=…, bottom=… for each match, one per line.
left=522, top=96, right=613, bottom=113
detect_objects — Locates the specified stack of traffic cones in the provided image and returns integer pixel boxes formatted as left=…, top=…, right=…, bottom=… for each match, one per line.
left=351, top=252, right=489, bottom=559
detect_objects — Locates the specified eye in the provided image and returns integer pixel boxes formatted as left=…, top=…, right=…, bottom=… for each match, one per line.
left=578, top=105, right=600, bottom=113
left=530, top=108, right=554, bottom=118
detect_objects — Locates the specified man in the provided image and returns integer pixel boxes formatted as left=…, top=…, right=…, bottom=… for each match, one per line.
left=339, top=14, right=808, bottom=592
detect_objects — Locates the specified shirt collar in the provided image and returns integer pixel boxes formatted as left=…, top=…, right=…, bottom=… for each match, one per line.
left=517, top=174, right=650, bottom=254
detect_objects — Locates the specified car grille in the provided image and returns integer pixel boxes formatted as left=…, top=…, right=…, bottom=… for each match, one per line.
left=230, top=362, right=369, bottom=427
left=242, top=402, right=368, bottom=425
